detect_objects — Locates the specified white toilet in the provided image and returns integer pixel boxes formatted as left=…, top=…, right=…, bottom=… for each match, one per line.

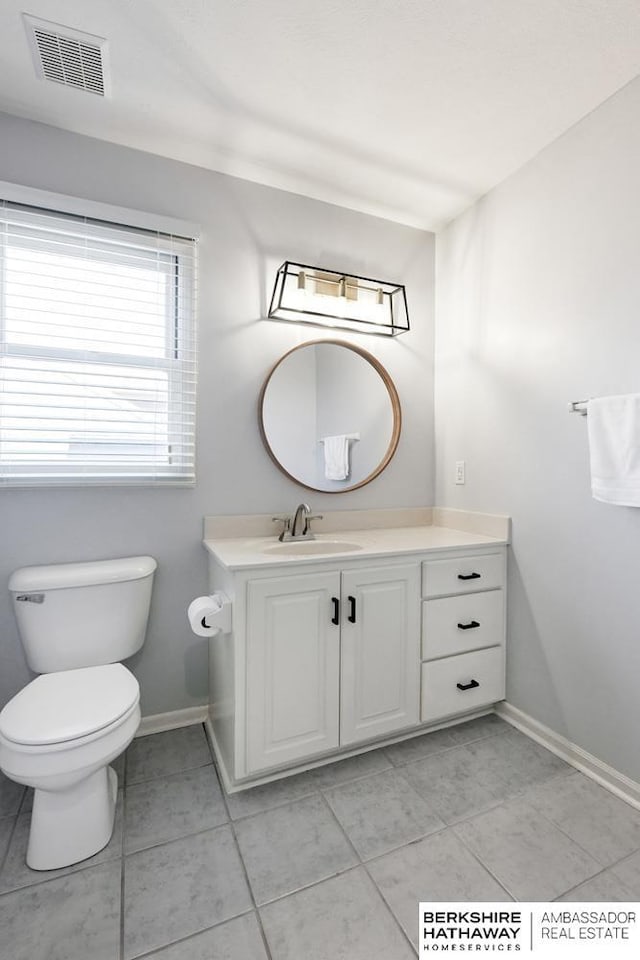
left=0, top=555, right=156, bottom=870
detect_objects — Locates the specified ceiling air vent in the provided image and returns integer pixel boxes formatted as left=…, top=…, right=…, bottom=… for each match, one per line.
left=23, top=15, right=109, bottom=96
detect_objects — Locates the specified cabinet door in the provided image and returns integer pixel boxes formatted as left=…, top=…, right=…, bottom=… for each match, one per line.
left=340, top=564, right=420, bottom=746
left=246, top=571, right=340, bottom=774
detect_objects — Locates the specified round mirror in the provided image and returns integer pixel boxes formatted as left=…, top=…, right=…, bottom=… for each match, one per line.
left=259, top=340, right=401, bottom=493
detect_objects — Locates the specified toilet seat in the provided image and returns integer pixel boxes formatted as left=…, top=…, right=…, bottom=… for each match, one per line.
left=0, top=663, right=139, bottom=746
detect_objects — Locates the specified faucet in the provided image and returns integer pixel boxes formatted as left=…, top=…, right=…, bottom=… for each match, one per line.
left=272, top=503, right=323, bottom=541
left=291, top=503, right=312, bottom=539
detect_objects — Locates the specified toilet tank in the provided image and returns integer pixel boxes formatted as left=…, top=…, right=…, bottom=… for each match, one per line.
left=9, top=556, right=157, bottom=674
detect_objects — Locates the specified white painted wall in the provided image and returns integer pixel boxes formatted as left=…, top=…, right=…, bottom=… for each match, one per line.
left=435, top=76, right=640, bottom=781
left=0, top=112, right=435, bottom=717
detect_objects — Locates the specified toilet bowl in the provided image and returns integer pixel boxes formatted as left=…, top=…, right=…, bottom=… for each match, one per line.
left=0, top=663, right=140, bottom=870
left=0, top=555, right=156, bottom=870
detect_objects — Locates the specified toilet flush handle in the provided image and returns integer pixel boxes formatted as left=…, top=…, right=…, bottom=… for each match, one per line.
left=14, top=593, right=45, bottom=603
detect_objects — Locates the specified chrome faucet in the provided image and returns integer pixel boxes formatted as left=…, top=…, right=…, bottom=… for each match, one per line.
left=291, top=503, right=311, bottom=538
left=272, top=503, right=323, bottom=541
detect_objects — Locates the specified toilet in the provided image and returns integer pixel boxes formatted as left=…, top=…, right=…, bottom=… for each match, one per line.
left=0, top=555, right=156, bottom=871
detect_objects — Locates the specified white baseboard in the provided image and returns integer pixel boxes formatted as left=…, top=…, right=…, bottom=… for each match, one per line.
left=496, top=702, right=640, bottom=811
left=136, top=705, right=208, bottom=738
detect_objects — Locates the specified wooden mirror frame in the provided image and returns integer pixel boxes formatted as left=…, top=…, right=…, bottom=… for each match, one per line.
left=258, top=339, right=402, bottom=493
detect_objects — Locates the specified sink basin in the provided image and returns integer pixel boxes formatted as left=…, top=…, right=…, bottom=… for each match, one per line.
left=263, top=539, right=363, bottom=557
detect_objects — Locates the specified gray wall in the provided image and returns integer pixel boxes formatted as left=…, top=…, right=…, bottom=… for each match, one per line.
left=435, top=76, right=640, bottom=781
left=0, top=112, right=435, bottom=716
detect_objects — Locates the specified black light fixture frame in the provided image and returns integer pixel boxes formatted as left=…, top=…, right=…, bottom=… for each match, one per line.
left=267, top=261, right=410, bottom=337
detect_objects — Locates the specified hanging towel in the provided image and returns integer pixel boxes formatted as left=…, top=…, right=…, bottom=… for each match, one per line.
left=323, top=435, right=350, bottom=480
left=587, top=394, right=640, bottom=506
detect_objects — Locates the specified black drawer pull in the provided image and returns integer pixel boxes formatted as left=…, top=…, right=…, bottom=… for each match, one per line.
left=331, top=597, right=340, bottom=625
left=457, top=679, right=480, bottom=691
left=457, top=620, right=480, bottom=631
left=458, top=572, right=481, bottom=581
left=348, top=595, right=357, bottom=623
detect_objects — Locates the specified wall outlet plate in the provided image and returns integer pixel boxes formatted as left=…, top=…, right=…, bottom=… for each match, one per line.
left=455, top=460, right=465, bottom=484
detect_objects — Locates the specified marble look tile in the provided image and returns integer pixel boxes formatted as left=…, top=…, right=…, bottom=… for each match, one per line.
left=476, top=729, right=570, bottom=795
left=400, top=742, right=511, bottom=823
left=124, top=824, right=251, bottom=959
left=125, top=765, right=227, bottom=852
left=324, top=769, right=445, bottom=859
left=260, top=866, right=415, bottom=960
left=142, top=912, right=269, bottom=960
left=0, top=817, right=14, bottom=862
left=224, top=771, right=318, bottom=820
left=368, top=830, right=510, bottom=947
left=0, top=791, right=123, bottom=893
left=384, top=714, right=508, bottom=767
left=0, top=860, right=120, bottom=960
left=305, top=749, right=392, bottom=788
left=455, top=797, right=601, bottom=900
left=524, top=772, right=640, bottom=866
left=0, top=771, right=24, bottom=819
left=612, top=850, right=640, bottom=897
left=556, top=870, right=636, bottom=901
left=126, top=725, right=212, bottom=784
left=234, top=794, right=358, bottom=905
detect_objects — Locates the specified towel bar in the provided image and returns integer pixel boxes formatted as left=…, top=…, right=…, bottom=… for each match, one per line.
left=568, top=400, right=588, bottom=416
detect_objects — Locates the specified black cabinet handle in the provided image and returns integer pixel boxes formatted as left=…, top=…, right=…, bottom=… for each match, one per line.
left=458, top=572, right=481, bottom=581
left=457, top=679, right=480, bottom=691
left=331, top=597, right=340, bottom=625
left=457, top=620, right=480, bottom=631
left=348, top=595, right=357, bottom=623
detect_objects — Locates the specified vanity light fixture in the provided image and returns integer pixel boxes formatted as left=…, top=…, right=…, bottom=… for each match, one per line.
left=268, top=261, right=410, bottom=337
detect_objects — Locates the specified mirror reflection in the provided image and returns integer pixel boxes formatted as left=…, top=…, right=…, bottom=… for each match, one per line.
left=259, top=340, right=401, bottom=492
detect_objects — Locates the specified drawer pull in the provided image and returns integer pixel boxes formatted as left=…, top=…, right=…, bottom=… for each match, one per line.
left=331, top=597, right=340, bottom=625
left=347, top=595, right=357, bottom=624
left=458, top=572, right=481, bottom=581
left=457, top=679, right=480, bottom=691
left=457, top=620, right=480, bottom=631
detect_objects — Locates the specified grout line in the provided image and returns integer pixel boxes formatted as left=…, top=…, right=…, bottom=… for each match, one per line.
left=0, top=812, right=21, bottom=880
left=209, top=729, right=274, bottom=960
left=383, top=725, right=510, bottom=768
left=130, top=909, right=257, bottom=960
left=125, top=758, right=213, bottom=788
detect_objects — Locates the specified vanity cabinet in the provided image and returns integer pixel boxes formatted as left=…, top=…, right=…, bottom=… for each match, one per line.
left=246, top=571, right=340, bottom=773
left=245, top=563, right=420, bottom=775
left=420, top=553, right=506, bottom=723
left=205, top=531, right=507, bottom=791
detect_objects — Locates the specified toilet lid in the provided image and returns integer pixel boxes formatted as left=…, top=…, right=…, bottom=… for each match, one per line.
left=0, top=663, right=139, bottom=746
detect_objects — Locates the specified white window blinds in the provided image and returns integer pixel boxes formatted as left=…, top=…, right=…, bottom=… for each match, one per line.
left=0, top=199, right=197, bottom=485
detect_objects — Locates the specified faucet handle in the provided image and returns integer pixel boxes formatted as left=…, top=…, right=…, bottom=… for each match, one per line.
left=305, top=513, right=323, bottom=533
left=272, top=516, right=291, bottom=541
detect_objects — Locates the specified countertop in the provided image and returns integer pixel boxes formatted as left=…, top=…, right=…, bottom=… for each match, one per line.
left=204, top=524, right=508, bottom=571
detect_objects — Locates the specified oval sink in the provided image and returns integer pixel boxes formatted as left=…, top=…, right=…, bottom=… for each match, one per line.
left=263, top=540, right=363, bottom=557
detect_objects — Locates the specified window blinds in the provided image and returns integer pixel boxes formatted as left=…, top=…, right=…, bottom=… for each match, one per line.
left=0, top=199, right=197, bottom=485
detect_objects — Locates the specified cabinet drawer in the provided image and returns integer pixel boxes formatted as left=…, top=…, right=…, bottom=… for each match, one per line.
left=420, top=646, right=504, bottom=723
left=422, top=590, right=503, bottom=660
left=422, top=553, right=504, bottom=598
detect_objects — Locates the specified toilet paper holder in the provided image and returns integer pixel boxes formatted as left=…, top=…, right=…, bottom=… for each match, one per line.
left=187, top=593, right=232, bottom=637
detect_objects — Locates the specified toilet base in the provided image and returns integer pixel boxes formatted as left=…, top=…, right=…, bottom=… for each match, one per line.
left=27, top=764, right=118, bottom=870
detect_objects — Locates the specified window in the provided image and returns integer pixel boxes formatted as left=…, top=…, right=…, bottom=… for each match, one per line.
left=0, top=197, right=197, bottom=485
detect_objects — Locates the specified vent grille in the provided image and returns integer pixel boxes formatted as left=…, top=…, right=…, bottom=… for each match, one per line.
left=24, top=16, right=108, bottom=96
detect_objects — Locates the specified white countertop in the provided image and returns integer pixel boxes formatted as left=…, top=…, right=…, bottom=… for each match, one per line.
left=204, top=524, right=507, bottom=571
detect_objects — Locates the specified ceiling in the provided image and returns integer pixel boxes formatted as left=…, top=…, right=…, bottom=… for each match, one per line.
left=1, top=0, right=640, bottom=230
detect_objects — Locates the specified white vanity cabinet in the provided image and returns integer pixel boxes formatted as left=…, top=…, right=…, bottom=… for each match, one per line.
left=205, top=529, right=507, bottom=791
left=244, top=562, right=420, bottom=775
left=245, top=571, right=341, bottom=773
left=420, top=552, right=506, bottom=723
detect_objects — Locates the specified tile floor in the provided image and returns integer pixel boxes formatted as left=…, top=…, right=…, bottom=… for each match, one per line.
left=1, top=714, right=640, bottom=959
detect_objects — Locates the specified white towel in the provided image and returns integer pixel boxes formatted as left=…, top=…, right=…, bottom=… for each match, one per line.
left=587, top=394, right=640, bottom=506
left=323, top=435, right=350, bottom=480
